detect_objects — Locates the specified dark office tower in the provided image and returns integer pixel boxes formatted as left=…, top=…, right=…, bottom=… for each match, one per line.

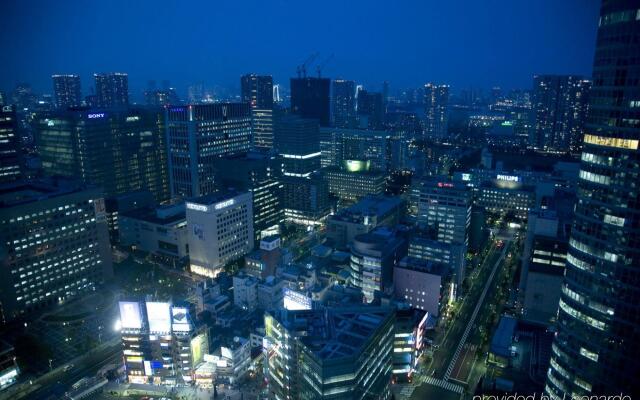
left=331, top=79, right=356, bottom=128
left=52, top=74, right=81, bottom=109
left=94, top=72, right=129, bottom=108
left=357, top=90, right=385, bottom=129
left=290, top=77, right=331, bottom=126
left=145, top=87, right=180, bottom=106
left=383, top=80, right=390, bottom=105
left=241, top=74, right=274, bottom=150
left=423, top=83, right=449, bottom=140
left=531, top=75, right=591, bottom=153
left=165, top=103, right=252, bottom=198
left=545, top=1, right=640, bottom=398
left=0, top=105, right=21, bottom=183
left=214, top=152, right=284, bottom=240
left=36, top=108, right=170, bottom=202
left=274, top=114, right=330, bottom=224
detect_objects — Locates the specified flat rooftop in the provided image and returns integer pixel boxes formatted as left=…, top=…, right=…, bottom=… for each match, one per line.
left=0, top=178, right=90, bottom=207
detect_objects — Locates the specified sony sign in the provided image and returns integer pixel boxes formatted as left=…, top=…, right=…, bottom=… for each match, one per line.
left=186, top=202, right=209, bottom=212
left=214, top=199, right=235, bottom=210
left=87, top=113, right=105, bottom=119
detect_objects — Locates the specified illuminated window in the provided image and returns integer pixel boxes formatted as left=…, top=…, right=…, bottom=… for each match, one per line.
left=583, top=134, right=639, bottom=150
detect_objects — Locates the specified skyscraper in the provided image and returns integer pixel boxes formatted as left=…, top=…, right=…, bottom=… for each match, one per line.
left=423, top=83, right=449, bottom=140
left=331, top=79, right=357, bottom=128
left=241, top=74, right=274, bottom=150
left=531, top=75, right=591, bottom=153
left=0, top=105, right=21, bottom=183
left=36, top=107, right=170, bottom=202
left=357, top=90, right=385, bottom=130
left=165, top=103, right=252, bottom=198
left=290, top=77, right=331, bottom=126
left=274, top=114, right=330, bottom=224
left=94, top=72, right=129, bottom=108
left=545, top=1, right=640, bottom=397
left=52, top=74, right=82, bottom=109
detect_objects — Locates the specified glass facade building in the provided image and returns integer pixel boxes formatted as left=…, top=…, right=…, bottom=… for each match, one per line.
left=546, top=1, right=640, bottom=397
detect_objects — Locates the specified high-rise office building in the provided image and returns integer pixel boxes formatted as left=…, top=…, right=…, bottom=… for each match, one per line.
left=52, top=74, right=82, bottom=109
left=165, top=103, right=252, bottom=198
left=290, top=77, right=331, bottom=126
left=241, top=74, right=274, bottom=150
left=357, top=90, right=385, bottom=130
left=545, top=1, right=640, bottom=397
left=214, top=152, right=284, bottom=240
left=0, top=179, right=112, bottom=323
left=331, top=79, right=357, bottom=128
left=411, top=178, right=471, bottom=246
left=274, top=114, right=330, bottom=224
left=531, top=75, right=591, bottom=153
left=0, top=105, right=21, bottom=183
left=264, top=306, right=395, bottom=400
left=423, top=83, right=449, bottom=139
left=36, top=107, right=170, bottom=202
left=320, top=127, right=391, bottom=172
left=94, top=72, right=129, bottom=108
left=186, top=191, right=254, bottom=278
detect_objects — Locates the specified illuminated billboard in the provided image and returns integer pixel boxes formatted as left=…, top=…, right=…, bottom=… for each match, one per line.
left=283, top=288, right=312, bottom=310
left=343, top=159, right=370, bottom=172
left=119, top=301, right=143, bottom=330
left=191, top=334, right=207, bottom=365
left=171, top=306, right=191, bottom=332
left=146, top=302, right=172, bottom=333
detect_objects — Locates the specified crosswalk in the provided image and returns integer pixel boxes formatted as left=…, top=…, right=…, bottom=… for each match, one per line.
left=423, top=376, right=464, bottom=394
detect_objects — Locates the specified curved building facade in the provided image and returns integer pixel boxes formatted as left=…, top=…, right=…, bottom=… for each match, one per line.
left=546, top=0, right=640, bottom=397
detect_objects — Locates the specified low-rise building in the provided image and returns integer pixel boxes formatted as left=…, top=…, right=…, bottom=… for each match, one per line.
left=394, top=258, right=448, bottom=317
left=118, top=202, right=188, bottom=266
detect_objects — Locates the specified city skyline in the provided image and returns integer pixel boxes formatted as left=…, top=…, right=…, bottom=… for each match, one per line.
left=1, top=0, right=600, bottom=97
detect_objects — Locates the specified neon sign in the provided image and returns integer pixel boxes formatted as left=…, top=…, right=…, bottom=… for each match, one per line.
left=214, top=199, right=235, bottom=210
left=87, top=113, right=105, bottom=119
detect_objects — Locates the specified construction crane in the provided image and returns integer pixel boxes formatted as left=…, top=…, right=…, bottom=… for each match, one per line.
left=316, top=53, right=334, bottom=78
left=296, top=52, right=319, bottom=78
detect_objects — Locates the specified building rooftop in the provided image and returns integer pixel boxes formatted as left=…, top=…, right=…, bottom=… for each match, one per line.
left=490, top=315, right=518, bottom=357
left=276, top=306, right=393, bottom=360
left=120, top=203, right=186, bottom=225
left=0, top=178, right=94, bottom=208
left=187, top=189, right=246, bottom=206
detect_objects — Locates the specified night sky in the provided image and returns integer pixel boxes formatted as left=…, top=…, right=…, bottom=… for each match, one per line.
left=1, top=0, right=600, bottom=99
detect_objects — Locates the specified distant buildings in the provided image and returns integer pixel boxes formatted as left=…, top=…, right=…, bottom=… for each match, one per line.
left=264, top=306, right=395, bottom=399
left=0, top=179, right=112, bottom=323
left=52, top=74, right=82, bottom=109
left=290, top=77, right=331, bottom=126
left=423, top=83, right=449, bottom=139
left=186, top=191, right=253, bottom=278
left=325, top=164, right=387, bottom=204
left=357, top=89, right=385, bottom=129
left=531, top=75, right=590, bottom=153
left=241, top=74, right=274, bottom=150
left=331, top=79, right=357, bottom=128
left=0, top=105, right=21, bottom=184
left=165, top=103, right=252, bottom=198
left=36, top=107, right=170, bottom=202
left=94, top=72, right=129, bottom=108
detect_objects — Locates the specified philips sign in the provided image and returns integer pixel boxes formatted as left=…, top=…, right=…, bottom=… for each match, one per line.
left=87, top=113, right=105, bottom=119
left=496, top=174, right=519, bottom=182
